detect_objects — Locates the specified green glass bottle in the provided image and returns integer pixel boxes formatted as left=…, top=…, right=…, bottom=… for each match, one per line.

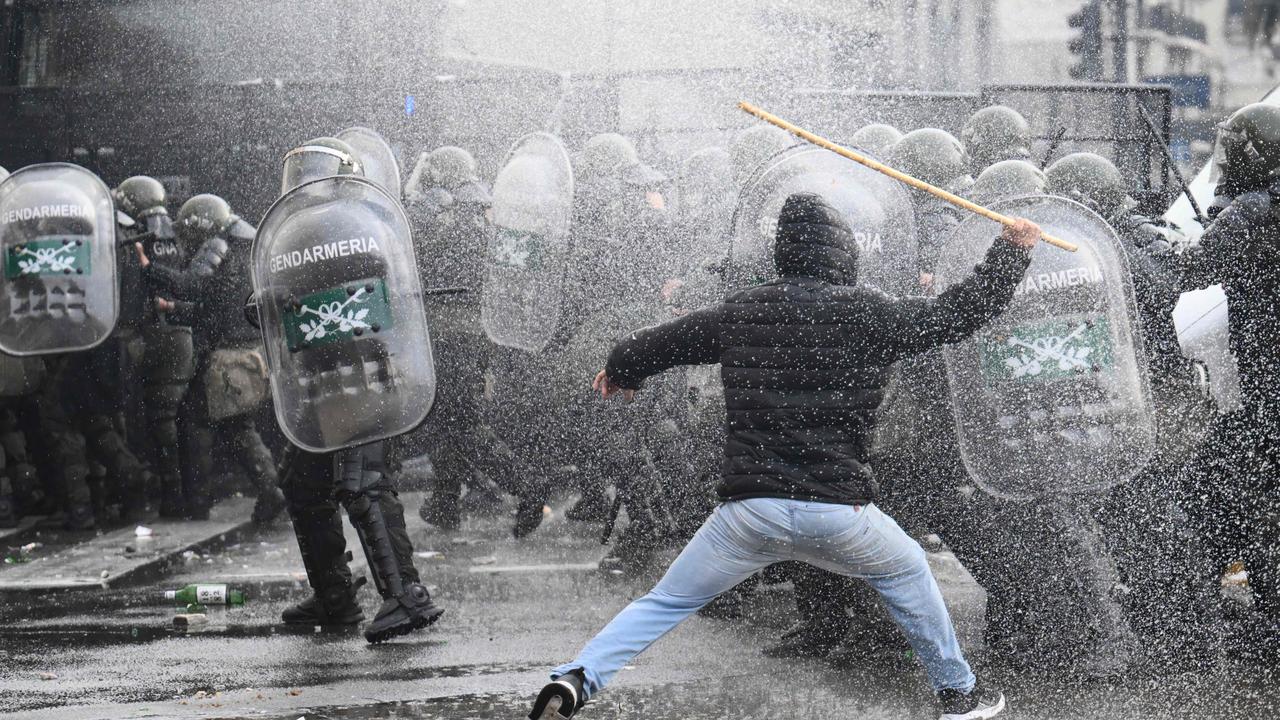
left=164, top=583, right=246, bottom=606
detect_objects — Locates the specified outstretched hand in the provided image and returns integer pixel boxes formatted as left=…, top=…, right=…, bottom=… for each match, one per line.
left=593, top=370, right=635, bottom=402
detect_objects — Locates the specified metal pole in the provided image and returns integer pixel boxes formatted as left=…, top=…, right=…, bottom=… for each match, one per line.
left=1113, top=0, right=1129, bottom=83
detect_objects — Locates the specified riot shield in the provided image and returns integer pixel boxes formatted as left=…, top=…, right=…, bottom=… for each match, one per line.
left=934, top=195, right=1154, bottom=500
left=252, top=175, right=434, bottom=453
left=337, top=126, right=402, bottom=199
left=0, top=163, right=118, bottom=356
left=481, top=132, right=574, bottom=353
left=729, top=146, right=919, bottom=295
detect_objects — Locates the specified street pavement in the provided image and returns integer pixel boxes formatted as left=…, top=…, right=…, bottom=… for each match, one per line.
left=0, top=491, right=1277, bottom=720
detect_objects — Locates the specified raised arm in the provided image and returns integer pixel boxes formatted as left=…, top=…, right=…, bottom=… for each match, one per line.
left=871, top=220, right=1036, bottom=362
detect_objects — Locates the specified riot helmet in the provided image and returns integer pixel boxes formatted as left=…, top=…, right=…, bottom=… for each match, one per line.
left=961, top=105, right=1032, bottom=174
left=849, top=124, right=903, bottom=157
left=730, top=125, right=795, bottom=188
left=114, top=176, right=168, bottom=222
left=336, top=127, right=402, bottom=199
left=280, top=137, right=362, bottom=196
left=969, top=159, right=1047, bottom=205
left=1046, top=152, right=1131, bottom=219
left=889, top=128, right=971, bottom=190
left=576, top=133, right=639, bottom=181
left=1210, top=102, right=1280, bottom=190
left=426, top=146, right=479, bottom=190
left=176, top=193, right=236, bottom=247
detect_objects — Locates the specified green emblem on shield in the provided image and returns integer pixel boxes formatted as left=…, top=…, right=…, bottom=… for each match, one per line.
left=5, top=237, right=92, bottom=279
left=493, top=226, right=546, bottom=270
left=979, top=316, right=1114, bottom=382
left=281, top=277, right=393, bottom=352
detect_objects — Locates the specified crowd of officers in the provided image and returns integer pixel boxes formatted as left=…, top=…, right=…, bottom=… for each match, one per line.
left=3, top=99, right=1279, bottom=670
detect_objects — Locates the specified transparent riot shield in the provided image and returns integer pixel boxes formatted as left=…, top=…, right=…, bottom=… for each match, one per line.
left=482, top=132, right=574, bottom=353
left=729, top=146, right=919, bottom=295
left=252, top=175, right=434, bottom=452
left=934, top=195, right=1155, bottom=499
left=0, top=163, right=119, bottom=356
left=337, top=126, right=402, bottom=199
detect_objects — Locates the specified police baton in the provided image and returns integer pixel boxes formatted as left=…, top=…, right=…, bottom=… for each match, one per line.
left=738, top=101, right=1079, bottom=253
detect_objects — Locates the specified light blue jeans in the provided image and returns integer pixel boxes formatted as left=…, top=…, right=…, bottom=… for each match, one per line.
left=553, top=498, right=975, bottom=697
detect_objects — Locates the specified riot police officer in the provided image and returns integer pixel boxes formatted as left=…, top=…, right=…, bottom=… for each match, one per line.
left=1045, top=151, right=1220, bottom=664
left=255, top=137, right=444, bottom=642
left=0, top=165, right=121, bottom=529
left=404, top=146, right=515, bottom=530
left=888, top=128, right=973, bottom=285
left=1173, top=102, right=1280, bottom=634
left=135, top=193, right=286, bottom=524
left=960, top=105, right=1033, bottom=176
left=117, top=175, right=197, bottom=518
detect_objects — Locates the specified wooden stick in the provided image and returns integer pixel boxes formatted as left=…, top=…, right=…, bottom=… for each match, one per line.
left=737, top=101, right=1079, bottom=253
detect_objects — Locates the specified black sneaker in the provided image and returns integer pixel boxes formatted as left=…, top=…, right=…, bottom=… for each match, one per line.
left=937, top=684, right=1006, bottom=720
left=529, top=669, right=586, bottom=720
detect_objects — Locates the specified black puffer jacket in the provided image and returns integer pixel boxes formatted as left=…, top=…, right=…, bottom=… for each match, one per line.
left=605, top=193, right=1030, bottom=506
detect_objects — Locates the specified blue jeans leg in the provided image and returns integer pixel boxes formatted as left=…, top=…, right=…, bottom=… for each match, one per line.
left=552, top=500, right=786, bottom=697
left=799, top=503, right=975, bottom=693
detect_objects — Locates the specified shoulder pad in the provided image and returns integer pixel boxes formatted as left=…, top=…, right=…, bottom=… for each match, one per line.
left=191, top=237, right=229, bottom=277
left=451, top=181, right=492, bottom=207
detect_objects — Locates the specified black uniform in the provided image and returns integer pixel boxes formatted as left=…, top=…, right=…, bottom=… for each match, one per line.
left=1175, top=183, right=1280, bottom=623
left=145, top=218, right=283, bottom=523
left=131, top=211, right=198, bottom=517
left=404, top=180, right=516, bottom=526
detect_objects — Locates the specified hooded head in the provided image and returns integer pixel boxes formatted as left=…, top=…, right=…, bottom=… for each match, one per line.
left=773, top=192, right=857, bottom=285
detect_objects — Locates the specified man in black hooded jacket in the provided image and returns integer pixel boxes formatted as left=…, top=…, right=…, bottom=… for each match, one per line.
left=528, top=193, right=1037, bottom=720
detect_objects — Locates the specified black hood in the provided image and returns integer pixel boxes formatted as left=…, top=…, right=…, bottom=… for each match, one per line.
left=773, top=192, right=858, bottom=285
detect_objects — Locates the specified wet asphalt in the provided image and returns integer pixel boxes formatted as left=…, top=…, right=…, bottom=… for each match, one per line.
left=0, top=493, right=1277, bottom=720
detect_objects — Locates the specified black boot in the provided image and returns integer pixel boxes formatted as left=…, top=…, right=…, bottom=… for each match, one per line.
left=119, top=470, right=156, bottom=524
left=338, top=446, right=444, bottom=643
left=253, top=486, right=287, bottom=525
left=280, top=504, right=364, bottom=626
left=0, top=477, right=15, bottom=528
left=157, top=445, right=186, bottom=519
left=566, top=486, right=610, bottom=522
left=418, top=489, right=462, bottom=531
left=529, top=668, right=586, bottom=720
left=514, top=495, right=546, bottom=539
